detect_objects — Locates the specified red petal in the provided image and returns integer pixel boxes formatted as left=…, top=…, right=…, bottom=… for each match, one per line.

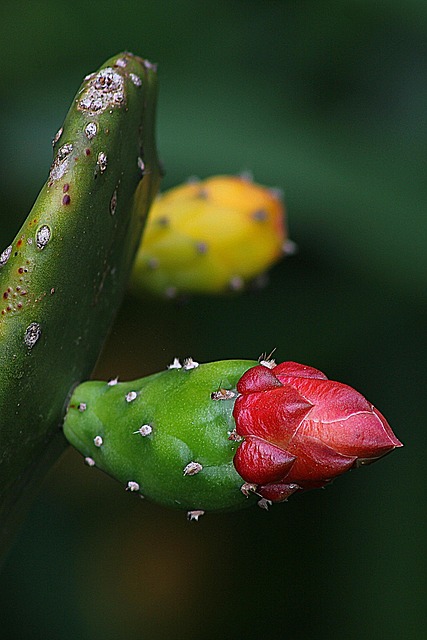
left=274, top=361, right=328, bottom=380
left=275, top=377, right=402, bottom=459
left=284, top=435, right=357, bottom=483
left=258, top=482, right=301, bottom=502
left=236, top=365, right=283, bottom=394
left=298, top=411, right=401, bottom=459
left=233, top=361, right=402, bottom=490
left=233, top=436, right=296, bottom=485
left=284, top=378, right=372, bottom=419
left=233, top=386, right=312, bottom=445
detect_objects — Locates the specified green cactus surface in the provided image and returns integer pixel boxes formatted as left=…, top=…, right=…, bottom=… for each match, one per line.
left=0, top=52, right=160, bottom=543
left=64, top=360, right=259, bottom=515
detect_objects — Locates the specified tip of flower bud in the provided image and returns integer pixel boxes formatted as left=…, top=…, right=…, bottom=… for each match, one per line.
left=354, top=424, right=403, bottom=467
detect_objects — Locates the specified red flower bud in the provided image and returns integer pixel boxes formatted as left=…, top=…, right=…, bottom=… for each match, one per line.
left=233, top=361, right=402, bottom=502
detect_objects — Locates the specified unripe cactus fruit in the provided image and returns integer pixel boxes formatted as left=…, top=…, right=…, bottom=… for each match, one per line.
left=63, top=359, right=402, bottom=516
left=0, top=53, right=160, bottom=527
left=63, top=360, right=259, bottom=512
left=130, top=175, right=289, bottom=297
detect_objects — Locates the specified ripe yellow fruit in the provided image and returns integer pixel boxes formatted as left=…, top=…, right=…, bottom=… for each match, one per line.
left=131, top=175, right=289, bottom=297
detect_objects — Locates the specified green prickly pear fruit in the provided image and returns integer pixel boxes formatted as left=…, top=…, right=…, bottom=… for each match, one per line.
left=63, top=359, right=259, bottom=515
left=0, top=53, right=160, bottom=536
left=63, top=358, right=401, bottom=518
left=130, top=175, right=290, bottom=298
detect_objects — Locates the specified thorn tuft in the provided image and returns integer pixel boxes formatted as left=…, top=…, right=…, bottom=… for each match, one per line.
left=125, top=391, right=138, bottom=403
left=228, top=429, right=243, bottom=442
left=241, top=482, right=258, bottom=497
left=229, top=276, right=244, bottom=291
left=257, top=498, right=273, bottom=511
left=126, top=481, right=140, bottom=492
left=168, top=357, right=182, bottom=370
left=134, top=424, right=152, bottom=437
left=283, top=239, right=298, bottom=256
left=183, top=461, right=203, bottom=476
left=211, top=388, right=236, bottom=401
left=0, top=245, right=12, bottom=267
left=258, top=348, right=277, bottom=369
left=97, top=152, right=108, bottom=173
left=183, top=357, right=199, bottom=370
left=187, top=510, right=205, bottom=521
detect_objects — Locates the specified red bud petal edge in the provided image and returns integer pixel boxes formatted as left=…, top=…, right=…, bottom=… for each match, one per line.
left=232, top=361, right=403, bottom=503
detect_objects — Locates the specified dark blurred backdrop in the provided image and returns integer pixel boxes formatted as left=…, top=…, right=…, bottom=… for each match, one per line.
left=0, top=1, right=425, bottom=639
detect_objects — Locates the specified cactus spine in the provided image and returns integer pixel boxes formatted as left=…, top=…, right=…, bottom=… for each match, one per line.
left=63, top=359, right=259, bottom=513
left=0, top=53, right=160, bottom=540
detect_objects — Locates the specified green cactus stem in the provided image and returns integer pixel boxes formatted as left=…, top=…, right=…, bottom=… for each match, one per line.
left=0, top=52, right=161, bottom=551
left=63, top=359, right=259, bottom=515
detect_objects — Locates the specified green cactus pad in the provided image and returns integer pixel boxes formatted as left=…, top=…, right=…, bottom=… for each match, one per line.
left=64, top=360, right=259, bottom=513
left=0, top=53, right=160, bottom=534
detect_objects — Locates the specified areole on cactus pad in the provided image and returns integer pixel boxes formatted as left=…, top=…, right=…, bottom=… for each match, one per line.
left=63, top=358, right=402, bottom=518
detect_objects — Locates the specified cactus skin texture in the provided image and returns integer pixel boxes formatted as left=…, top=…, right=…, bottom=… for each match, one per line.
left=130, top=175, right=288, bottom=298
left=63, top=360, right=259, bottom=513
left=63, top=359, right=402, bottom=516
left=0, top=53, right=160, bottom=541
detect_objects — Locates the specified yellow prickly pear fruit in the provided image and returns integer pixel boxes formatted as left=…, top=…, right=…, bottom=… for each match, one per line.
left=130, top=175, right=290, bottom=297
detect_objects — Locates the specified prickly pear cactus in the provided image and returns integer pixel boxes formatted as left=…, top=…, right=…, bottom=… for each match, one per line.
left=130, top=175, right=290, bottom=298
left=64, top=359, right=259, bottom=515
left=0, top=52, right=160, bottom=538
left=64, top=358, right=402, bottom=518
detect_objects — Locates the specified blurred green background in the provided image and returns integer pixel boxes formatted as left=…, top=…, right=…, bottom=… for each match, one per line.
left=0, top=1, right=425, bottom=638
